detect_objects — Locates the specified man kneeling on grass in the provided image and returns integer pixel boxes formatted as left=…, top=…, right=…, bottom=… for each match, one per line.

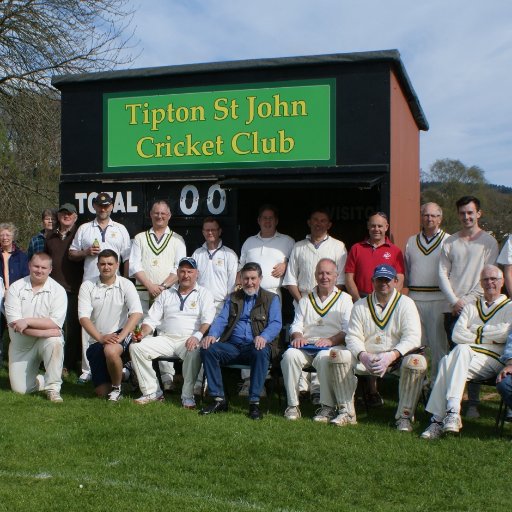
left=199, top=262, right=282, bottom=420
left=78, top=249, right=143, bottom=401
left=421, top=265, right=512, bottom=439
left=328, top=264, right=427, bottom=431
left=6, top=252, right=67, bottom=402
left=281, top=258, right=353, bottom=421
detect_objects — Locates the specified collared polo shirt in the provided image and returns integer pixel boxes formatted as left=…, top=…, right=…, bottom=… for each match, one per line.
left=5, top=275, right=67, bottom=328
left=192, top=241, right=238, bottom=303
left=70, top=218, right=131, bottom=282
left=344, top=238, right=405, bottom=295
left=143, top=283, right=215, bottom=337
left=78, top=276, right=142, bottom=343
left=239, top=231, right=295, bottom=293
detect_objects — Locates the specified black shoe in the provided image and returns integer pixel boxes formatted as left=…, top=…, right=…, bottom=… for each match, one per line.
left=248, top=403, right=263, bottom=420
left=199, top=399, right=228, bottom=415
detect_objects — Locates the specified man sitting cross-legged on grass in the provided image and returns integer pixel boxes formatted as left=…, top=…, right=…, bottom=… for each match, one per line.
left=78, top=249, right=143, bottom=401
left=328, top=264, right=427, bottom=431
left=281, top=258, right=353, bottom=421
left=129, top=257, right=215, bottom=407
left=6, top=252, right=67, bottom=402
left=421, top=265, right=512, bottom=439
left=199, top=262, right=282, bottom=420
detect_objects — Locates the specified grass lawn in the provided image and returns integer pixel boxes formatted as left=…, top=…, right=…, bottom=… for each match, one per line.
left=0, top=368, right=508, bottom=512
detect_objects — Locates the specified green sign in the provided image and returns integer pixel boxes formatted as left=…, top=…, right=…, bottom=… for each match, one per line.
left=104, top=80, right=335, bottom=172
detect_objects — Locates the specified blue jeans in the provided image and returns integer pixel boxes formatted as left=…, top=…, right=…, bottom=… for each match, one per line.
left=200, top=341, right=271, bottom=402
left=497, top=375, right=512, bottom=408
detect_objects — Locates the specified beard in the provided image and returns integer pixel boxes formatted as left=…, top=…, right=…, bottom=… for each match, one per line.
left=244, top=288, right=258, bottom=297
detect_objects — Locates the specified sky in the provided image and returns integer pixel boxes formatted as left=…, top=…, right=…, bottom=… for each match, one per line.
left=124, top=0, right=512, bottom=187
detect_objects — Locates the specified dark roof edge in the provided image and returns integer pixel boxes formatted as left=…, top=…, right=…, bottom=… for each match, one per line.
left=51, top=49, right=428, bottom=131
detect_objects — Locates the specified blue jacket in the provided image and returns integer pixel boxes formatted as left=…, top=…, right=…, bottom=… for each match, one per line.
left=0, top=245, right=29, bottom=288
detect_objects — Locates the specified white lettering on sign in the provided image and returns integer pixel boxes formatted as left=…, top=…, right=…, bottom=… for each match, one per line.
left=206, top=184, right=226, bottom=215
left=74, top=192, right=139, bottom=214
left=180, top=185, right=199, bottom=215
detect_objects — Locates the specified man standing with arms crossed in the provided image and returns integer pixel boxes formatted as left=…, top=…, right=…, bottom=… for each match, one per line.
left=405, top=202, right=450, bottom=382
left=129, top=200, right=187, bottom=391
left=69, top=192, right=132, bottom=384
left=438, top=195, right=499, bottom=418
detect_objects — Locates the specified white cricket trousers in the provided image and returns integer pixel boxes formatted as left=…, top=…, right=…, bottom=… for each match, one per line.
left=426, top=343, right=502, bottom=419
left=9, top=329, right=64, bottom=393
left=129, top=333, right=201, bottom=399
left=281, top=348, right=332, bottom=406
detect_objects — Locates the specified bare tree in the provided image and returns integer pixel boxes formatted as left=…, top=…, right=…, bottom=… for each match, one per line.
left=0, top=0, right=137, bottom=96
left=0, top=0, right=138, bottom=247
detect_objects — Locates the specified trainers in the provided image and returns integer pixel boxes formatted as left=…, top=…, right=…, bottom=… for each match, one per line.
left=311, top=393, right=321, bottom=405
left=330, top=411, right=357, bottom=426
left=420, top=420, right=443, bottom=440
left=182, top=397, right=196, bottom=409
left=465, top=405, right=480, bottom=419
left=313, top=405, right=336, bottom=423
left=284, top=405, right=301, bottom=420
left=238, top=379, right=250, bottom=397
left=162, top=380, right=174, bottom=392
left=76, top=372, right=91, bottom=385
left=36, top=374, right=45, bottom=392
left=443, top=411, right=462, bottom=433
left=366, top=392, right=384, bottom=408
left=133, top=391, right=164, bottom=405
left=396, top=417, right=413, bottom=432
left=46, top=390, right=63, bottom=402
left=108, top=386, right=122, bottom=402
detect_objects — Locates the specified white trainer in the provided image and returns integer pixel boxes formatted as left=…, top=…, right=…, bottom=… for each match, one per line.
left=420, top=420, right=443, bottom=440
left=162, top=380, right=174, bottom=392
left=284, top=405, right=301, bottom=420
left=46, top=390, right=63, bottom=403
left=36, top=374, right=45, bottom=391
left=108, top=386, right=123, bottom=402
left=330, top=411, right=357, bottom=427
left=443, top=412, right=462, bottom=433
left=133, top=390, right=164, bottom=405
left=313, top=405, right=336, bottom=423
left=396, top=417, right=413, bottom=432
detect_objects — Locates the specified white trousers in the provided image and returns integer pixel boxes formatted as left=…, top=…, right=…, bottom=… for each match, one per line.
left=414, top=299, right=448, bottom=381
left=426, top=344, right=502, bottom=419
left=281, top=348, right=331, bottom=406
left=328, top=347, right=427, bottom=420
left=129, top=333, right=201, bottom=399
left=9, top=329, right=64, bottom=393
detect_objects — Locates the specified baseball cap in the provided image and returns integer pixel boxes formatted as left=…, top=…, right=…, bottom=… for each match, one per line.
left=58, top=203, right=77, bottom=214
left=92, top=192, right=113, bottom=206
left=372, top=264, right=397, bottom=280
left=178, top=257, right=198, bottom=269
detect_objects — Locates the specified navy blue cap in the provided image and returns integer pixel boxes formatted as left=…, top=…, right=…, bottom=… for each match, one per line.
left=178, top=257, right=198, bottom=269
left=372, top=264, right=397, bottom=280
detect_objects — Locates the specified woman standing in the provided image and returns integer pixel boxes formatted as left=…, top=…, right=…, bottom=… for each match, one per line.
left=0, top=223, right=29, bottom=363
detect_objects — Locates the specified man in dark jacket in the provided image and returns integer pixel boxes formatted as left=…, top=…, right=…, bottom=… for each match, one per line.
left=200, top=262, right=282, bottom=420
